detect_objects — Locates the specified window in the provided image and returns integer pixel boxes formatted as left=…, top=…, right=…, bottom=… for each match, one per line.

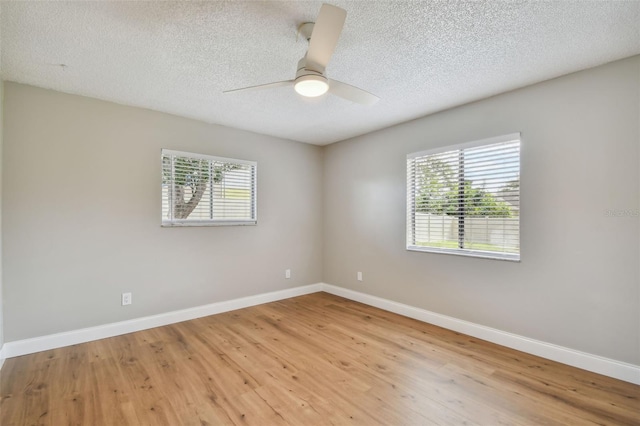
left=407, top=134, right=520, bottom=261
left=161, top=150, right=257, bottom=226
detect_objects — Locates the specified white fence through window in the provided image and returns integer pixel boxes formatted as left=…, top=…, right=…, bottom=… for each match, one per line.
left=410, top=213, right=519, bottom=253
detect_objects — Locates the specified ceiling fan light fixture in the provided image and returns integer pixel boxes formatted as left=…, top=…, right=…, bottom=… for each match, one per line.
left=294, top=75, right=329, bottom=97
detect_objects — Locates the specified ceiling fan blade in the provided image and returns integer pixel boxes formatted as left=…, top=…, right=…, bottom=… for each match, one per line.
left=223, top=80, right=294, bottom=94
left=306, top=4, right=346, bottom=72
left=329, top=79, right=379, bottom=105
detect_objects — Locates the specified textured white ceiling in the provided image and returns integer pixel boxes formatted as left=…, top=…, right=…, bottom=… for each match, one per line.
left=1, top=1, right=639, bottom=145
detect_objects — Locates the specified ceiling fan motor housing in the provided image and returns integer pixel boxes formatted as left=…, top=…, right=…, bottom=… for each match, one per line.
left=296, top=57, right=325, bottom=80
left=294, top=57, right=329, bottom=97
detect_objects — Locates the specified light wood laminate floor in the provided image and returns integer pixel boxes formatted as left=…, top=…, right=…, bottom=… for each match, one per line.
left=1, top=292, right=639, bottom=425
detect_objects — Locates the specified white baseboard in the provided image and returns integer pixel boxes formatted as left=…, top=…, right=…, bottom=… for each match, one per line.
left=3, top=282, right=638, bottom=385
left=2, top=283, right=323, bottom=359
left=321, top=283, right=640, bottom=385
left=0, top=345, right=5, bottom=371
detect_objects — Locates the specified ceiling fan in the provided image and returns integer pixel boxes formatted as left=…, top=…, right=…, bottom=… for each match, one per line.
left=224, top=3, right=379, bottom=105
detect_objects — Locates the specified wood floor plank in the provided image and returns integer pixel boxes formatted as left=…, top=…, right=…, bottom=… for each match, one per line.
left=1, top=292, right=638, bottom=425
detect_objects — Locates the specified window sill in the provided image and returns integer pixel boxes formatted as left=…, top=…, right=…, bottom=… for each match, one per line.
left=162, top=220, right=257, bottom=227
left=407, top=245, right=520, bottom=262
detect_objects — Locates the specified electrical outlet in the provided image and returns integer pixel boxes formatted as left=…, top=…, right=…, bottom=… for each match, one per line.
left=357, top=271, right=363, bottom=281
left=122, top=292, right=132, bottom=306
left=285, top=269, right=291, bottom=279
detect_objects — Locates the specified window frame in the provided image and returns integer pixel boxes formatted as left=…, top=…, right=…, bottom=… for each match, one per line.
left=161, top=149, right=257, bottom=227
left=406, top=133, right=521, bottom=262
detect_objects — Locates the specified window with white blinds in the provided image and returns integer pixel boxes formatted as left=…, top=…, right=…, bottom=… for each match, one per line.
left=161, top=150, right=257, bottom=226
left=407, top=134, right=520, bottom=261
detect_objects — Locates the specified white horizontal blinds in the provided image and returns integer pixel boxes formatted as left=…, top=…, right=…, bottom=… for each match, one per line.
left=161, top=150, right=257, bottom=225
left=211, top=162, right=256, bottom=220
left=407, top=135, right=520, bottom=260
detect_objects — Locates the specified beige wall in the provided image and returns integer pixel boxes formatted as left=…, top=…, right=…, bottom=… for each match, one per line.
left=323, top=56, right=640, bottom=365
left=0, top=80, right=4, bottom=354
left=2, top=83, right=323, bottom=341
